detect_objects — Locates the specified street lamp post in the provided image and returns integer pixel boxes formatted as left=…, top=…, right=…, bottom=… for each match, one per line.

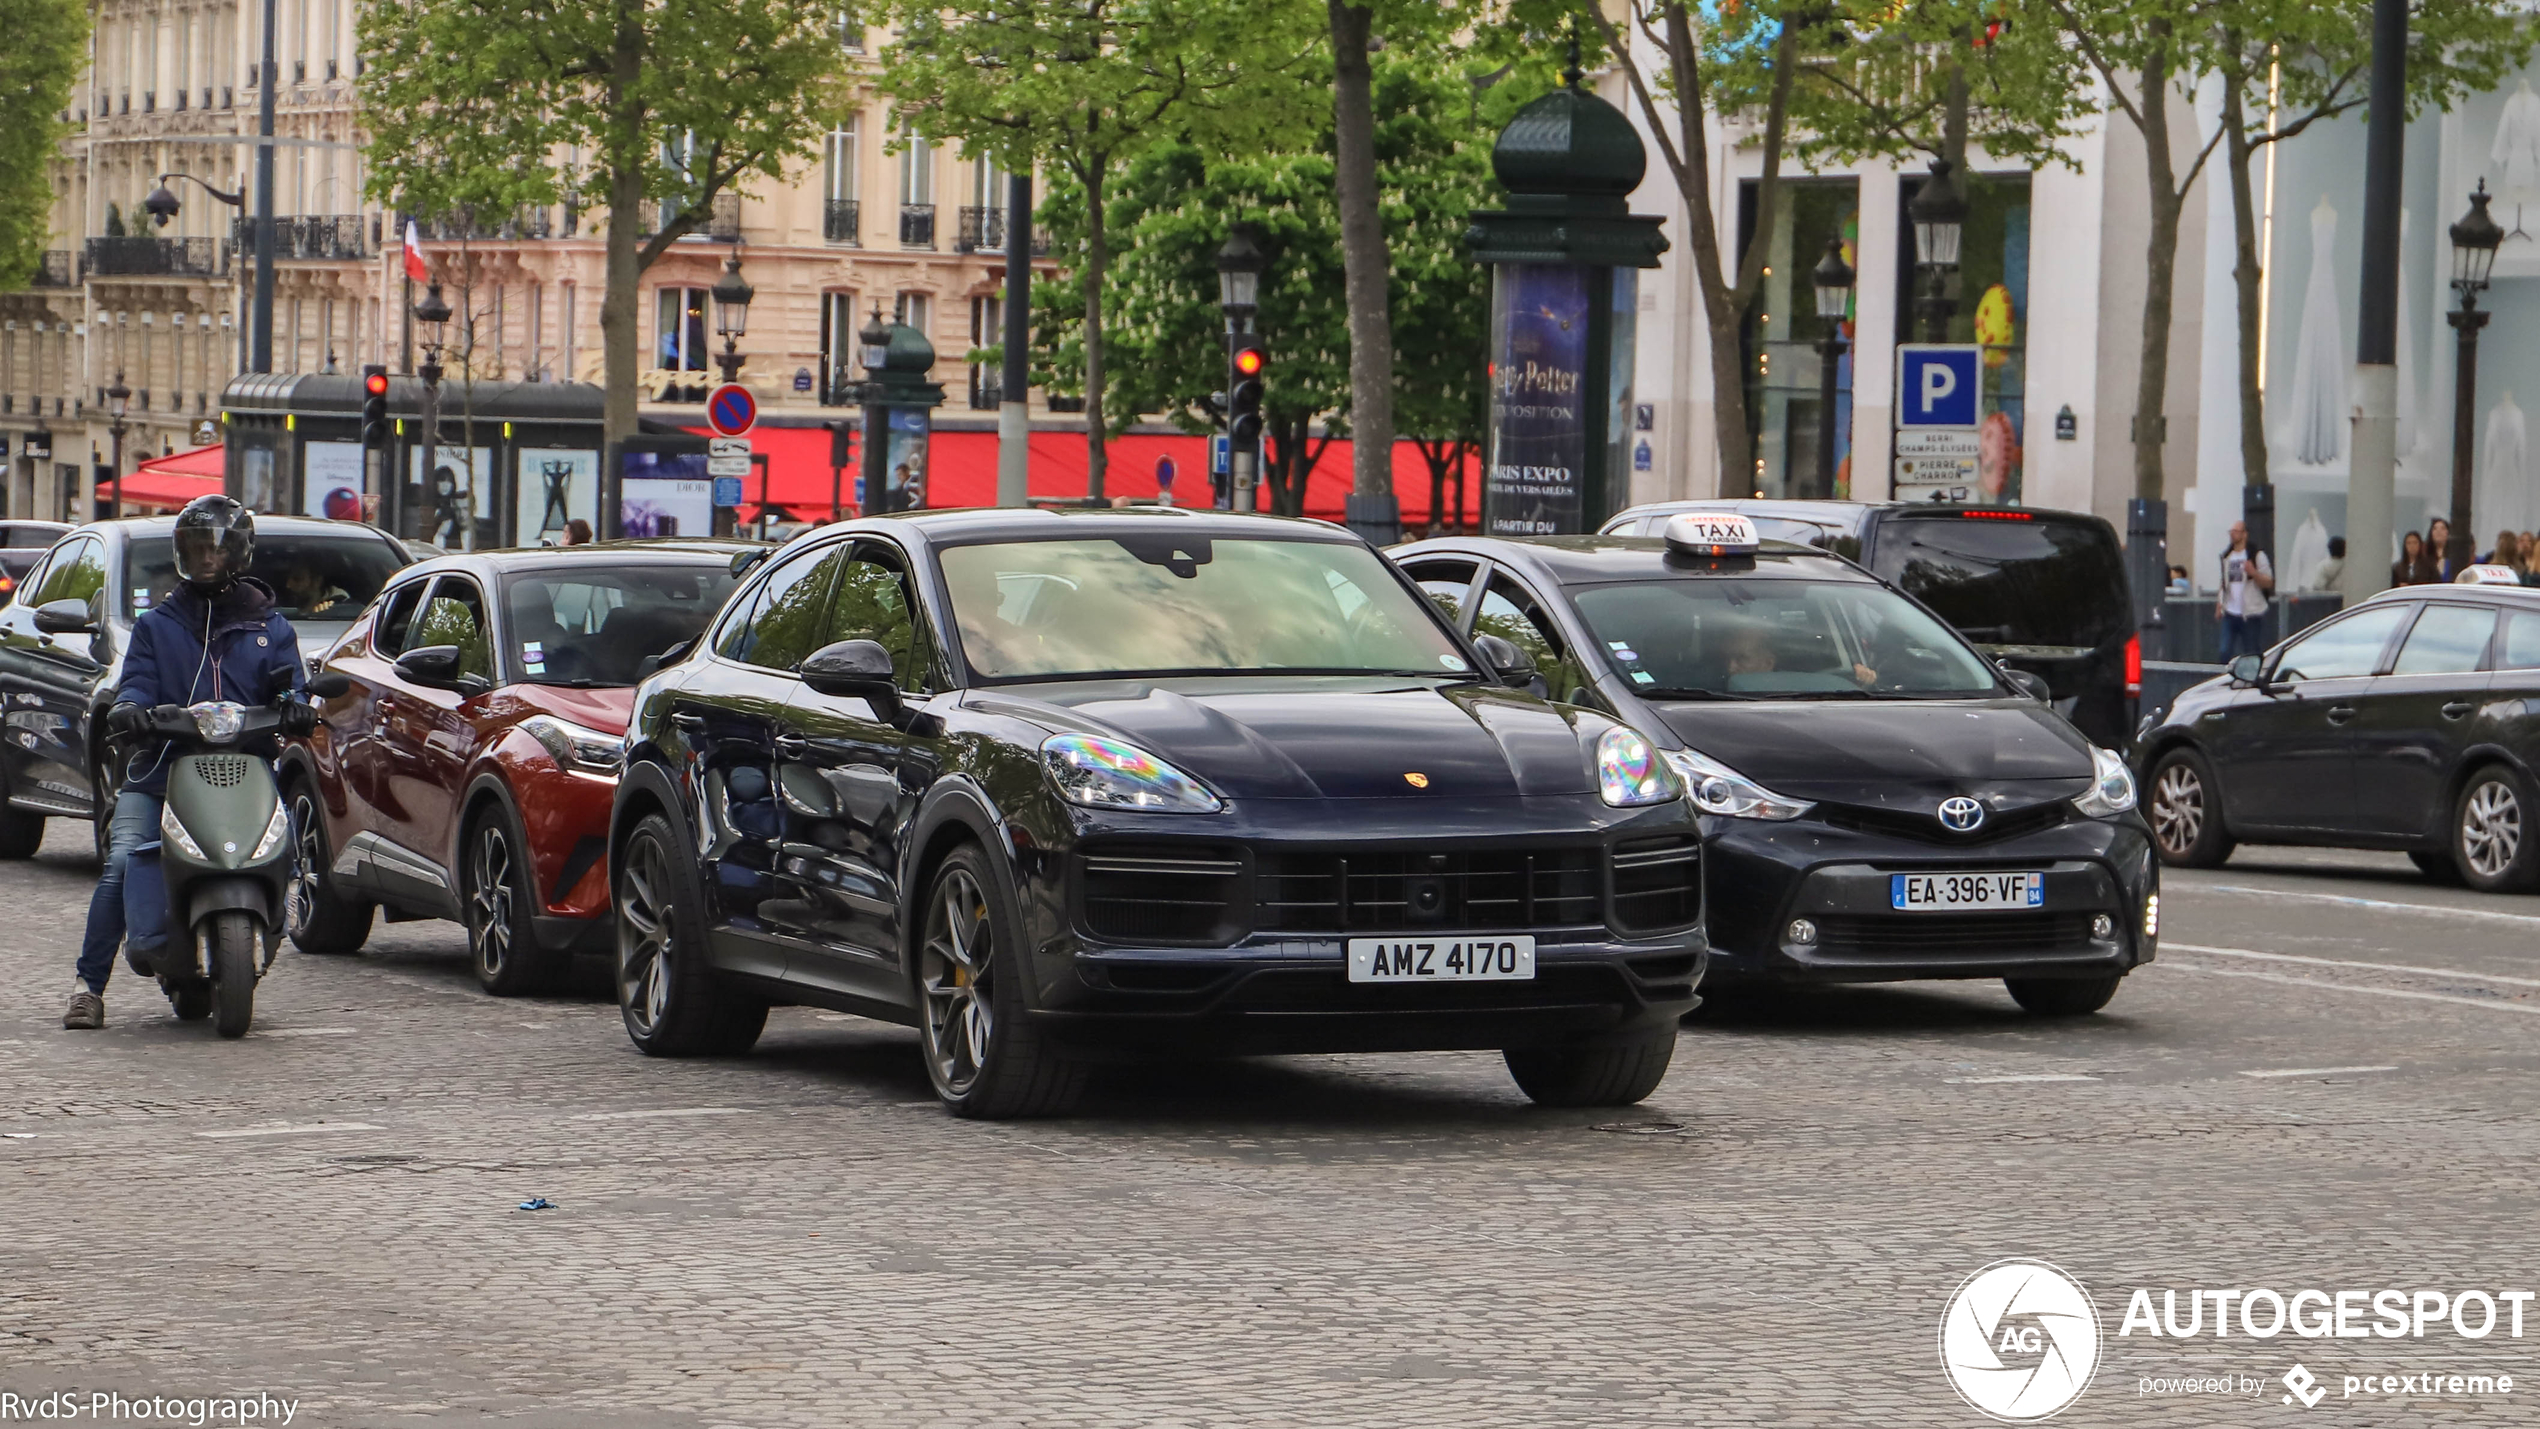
left=105, top=372, right=131, bottom=521
left=1810, top=237, right=1854, bottom=500
left=1909, top=160, right=1967, bottom=344
left=412, top=281, right=452, bottom=546
left=710, top=252, right=753, bottom=383
left=1215, top=227, right=1265, bottom=512
left=2448, top=181, right=2504, bottom=577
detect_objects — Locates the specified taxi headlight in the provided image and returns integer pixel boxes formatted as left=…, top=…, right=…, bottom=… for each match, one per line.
left=1663, top=747, right=1811, bottom=821
left=2075, top=746, right=2138, bottom=818
left=1597, top=726, right=1680, bottom=807
left=1041, top=734, right=1222, bottom=813
left=249, top=799, right=292, bottom=861
left=159, top=802, right=205, bottom=860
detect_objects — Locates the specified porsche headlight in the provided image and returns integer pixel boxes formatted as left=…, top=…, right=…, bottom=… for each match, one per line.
left=522, top=714, right=626, bottom=775
left=2074, top=746, right=2138, bottom=818
left=1597, top=725, right=1680, bottom=807
left=249, top=799, right=292, bottom=861
left=1041, top=734, right=1223, bottom=813
left=159, top=801, right=205, bottom=859
left=1663, top=747, right=1812, bottom=821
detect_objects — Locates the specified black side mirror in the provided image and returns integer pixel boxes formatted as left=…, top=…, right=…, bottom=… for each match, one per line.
left=800, top=638, right=904, bottom=724
left=306, top=671, right=353, bottom=699
left=393, top=644, right=463, bottom=690
left=32, top=598, right=95, bottom=636
left=639, top=635, right=699, bottom=678
left=1470, top=632, right=1537, bottom=689
left=731, top=547, right=770, bottom=578
left=2002, top=668, right=2051, bottom=701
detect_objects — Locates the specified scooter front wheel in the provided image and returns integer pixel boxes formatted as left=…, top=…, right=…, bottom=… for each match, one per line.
left=208, top=911, right=259, bottom=1039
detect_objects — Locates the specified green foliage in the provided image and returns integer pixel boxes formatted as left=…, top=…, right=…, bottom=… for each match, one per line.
left=0, top=0, right=81, bottom=289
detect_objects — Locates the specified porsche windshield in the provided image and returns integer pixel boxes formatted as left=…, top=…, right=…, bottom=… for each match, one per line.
left=1569, top=576, right=2003, bottom=699
left=938, top=535, right=1473, bottom=681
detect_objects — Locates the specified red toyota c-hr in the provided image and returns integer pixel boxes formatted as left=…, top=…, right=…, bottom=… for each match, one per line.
left=283, top=541, right=753, bottom=993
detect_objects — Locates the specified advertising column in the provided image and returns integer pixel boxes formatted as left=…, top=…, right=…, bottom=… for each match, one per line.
left=1486, top=266, right=1591, bottom=535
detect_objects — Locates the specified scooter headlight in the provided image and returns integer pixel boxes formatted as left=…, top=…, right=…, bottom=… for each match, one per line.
left=187, top=700, right=247, bottom=743
left=249, top=799, right=292, bottom=861
left=159, top=801, right=205, bottom=859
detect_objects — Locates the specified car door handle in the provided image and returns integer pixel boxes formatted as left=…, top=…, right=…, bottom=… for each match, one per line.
left=2442, top=701, right=2477, bottom=720
left=773, top=733, right=810, bottom=758
left=2325, top=705, right=2358, bottom=725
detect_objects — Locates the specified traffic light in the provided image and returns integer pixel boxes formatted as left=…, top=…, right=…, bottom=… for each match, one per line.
left=828, top=420, right=856, bottom=468
left=1228, top=336, right=1267, bottom=446
left=360, top=365, right=390, bottom=450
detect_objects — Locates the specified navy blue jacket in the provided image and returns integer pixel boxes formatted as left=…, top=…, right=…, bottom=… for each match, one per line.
left=114, top=579, right=304, bottom=794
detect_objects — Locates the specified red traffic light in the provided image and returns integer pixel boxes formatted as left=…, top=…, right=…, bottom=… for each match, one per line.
left=364, top=371, right=390, bottom=397
left=1233, top=346, right=1265, bottom=377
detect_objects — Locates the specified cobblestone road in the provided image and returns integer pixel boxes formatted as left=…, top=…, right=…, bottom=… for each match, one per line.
left=3, top=822, right=2536, bottom=1427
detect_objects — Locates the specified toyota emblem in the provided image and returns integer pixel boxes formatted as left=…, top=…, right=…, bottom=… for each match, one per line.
left=1938, top=796, right=1986, bottom=832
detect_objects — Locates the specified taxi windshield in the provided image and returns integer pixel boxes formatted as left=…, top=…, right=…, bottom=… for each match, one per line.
left=1569, top=575, right=2003, bottom=699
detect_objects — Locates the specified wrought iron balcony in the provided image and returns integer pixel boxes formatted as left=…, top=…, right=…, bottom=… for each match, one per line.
left=900, top=204, right=936, bottom=248
left=230, top=215, right=370, bottom=259
left=968, top=377, right=1002, bottom=410
left=824, top=199, right=861, bottom=245
left=708, top=192, right=742, bottom=242
left=83, top=236, right=225, bottom=277
left=956, top=206, right=1002, bottom=254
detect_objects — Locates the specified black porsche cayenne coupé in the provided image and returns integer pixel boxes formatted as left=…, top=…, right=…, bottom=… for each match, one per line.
left=610, top=509, right=1708, bottom=1117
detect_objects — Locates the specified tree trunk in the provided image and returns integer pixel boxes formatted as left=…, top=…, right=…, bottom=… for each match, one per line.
left=2221, top=49, right=2270, bottom=488
left=2132, top=22, right=2182, bottom=503
left=1328, top=0, right=1394, bottom=500
left=598, top=5, right=645, bottom=460
left=1080, top=159, right=1109, bottom=502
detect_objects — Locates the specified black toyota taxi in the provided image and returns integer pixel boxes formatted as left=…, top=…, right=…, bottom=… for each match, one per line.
left=1392, top=513, right=2157, bottom=1015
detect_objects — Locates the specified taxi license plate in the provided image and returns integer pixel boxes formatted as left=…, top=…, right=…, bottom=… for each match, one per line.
left=1346, top=936, right=1536, bottom=982
left=1891, top=872, right=2045, bottom=911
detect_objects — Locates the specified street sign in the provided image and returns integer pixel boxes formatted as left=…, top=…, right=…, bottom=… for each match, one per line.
left=1893, top=430, right=1981, bottom=459
left=1210, top=435, right=1230, bottom=475
left=1155, top=455, right=1176, bottom=490
left=1893, top=455, right=1979, bottom=501
left=709, top=437, right=751, bottom=458
left=704, top=383, right=757, bottom=437
left=1894, top=345, right=1982, bottom=430
left=706, top=455, right=751, bottom=478
left=793, top=367, right=814, bottom=393
left=712, top=475, right=745, bottom=507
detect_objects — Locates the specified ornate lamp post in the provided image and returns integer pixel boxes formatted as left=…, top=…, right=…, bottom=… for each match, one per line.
left=1216, top=227, right=1266, bottom=511
left=1909, top=160, right=1967, bottom=343
left=2448, top=180, right=2505, bottom=577
left=105, top=372, right=131, bottom=520
left=412, top=281, right=453, bottom=545
left=859, top=304, right=943, bottom=515
left=710, top=251, right=754, bottom=383
left=1810, top=237, right=1854, bottom=500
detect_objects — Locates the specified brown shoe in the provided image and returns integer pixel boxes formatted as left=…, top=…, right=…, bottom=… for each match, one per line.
left=62, top=989, right=103, bottom=1030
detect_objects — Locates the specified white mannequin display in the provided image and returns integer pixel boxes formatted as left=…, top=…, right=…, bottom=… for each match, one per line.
left=2287, top=509, right=2332, bottom=592
left=2279, top=198, right=2348, bottom=467
left=2482, top=391, right=2530, bottom=536
left=2491, top=79, right=2540, bottom=238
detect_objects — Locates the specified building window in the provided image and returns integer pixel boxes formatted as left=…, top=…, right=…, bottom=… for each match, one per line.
left=824, top=118, right=860, bottom=244
left=655, top=286, right=707, bottom=371
left=819, top=292, right=859, bottom=405
left=899, top=129, right=936, bottom=247
left=834, top=8, right=863, bottom=51
left=968, top=295, right=1002, bottom=410
left=1735, top=176, right=1862, bottom=503
left=895, top=292, right=931, bottom=340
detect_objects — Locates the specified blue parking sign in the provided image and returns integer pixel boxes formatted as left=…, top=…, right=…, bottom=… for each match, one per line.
left=1895, top=345, right=1982, bottom=429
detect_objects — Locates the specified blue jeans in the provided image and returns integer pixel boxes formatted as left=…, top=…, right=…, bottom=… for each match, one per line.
left=2219, top=614, right=2266, bottom=663
left=76, top=791, right=163, bottom=995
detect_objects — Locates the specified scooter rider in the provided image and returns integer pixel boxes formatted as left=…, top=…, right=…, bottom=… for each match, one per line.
left=62, top=497, right=314, bottom=1030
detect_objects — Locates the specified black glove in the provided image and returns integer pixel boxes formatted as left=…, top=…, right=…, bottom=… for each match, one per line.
left=104, top=704, right=150, bottom=740
left=278, top=699, right=317, bottom=737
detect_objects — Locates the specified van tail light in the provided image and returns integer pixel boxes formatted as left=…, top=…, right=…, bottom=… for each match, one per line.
left=2124, top=633, right=2142, bottom=697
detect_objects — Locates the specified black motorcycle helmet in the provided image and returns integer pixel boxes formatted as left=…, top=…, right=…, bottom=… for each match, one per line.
left=172, top=494, right=255, bottom=595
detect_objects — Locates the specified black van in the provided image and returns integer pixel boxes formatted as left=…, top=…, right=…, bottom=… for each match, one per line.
left=1601, top=500, right=2139, bottom=746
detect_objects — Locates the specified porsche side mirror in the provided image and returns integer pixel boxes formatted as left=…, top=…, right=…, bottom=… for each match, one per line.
left=800, top=638, right=904, bottom=724
left=1471, top=632, right=1537, bottom=689
left=2228, top=654, right=2264, bottom=687
left=32, top=598, right=96, bottom=635
left=2002, top=668, right=2051, bottom=702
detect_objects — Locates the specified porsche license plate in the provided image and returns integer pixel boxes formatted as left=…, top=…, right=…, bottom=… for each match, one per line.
left=1346, top=936, right=1536, bottom=982
left=1890, top=872, right=2045, bottom=911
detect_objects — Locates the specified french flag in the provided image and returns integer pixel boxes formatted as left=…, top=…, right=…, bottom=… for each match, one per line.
left=403, top=221, right=430, bottom=282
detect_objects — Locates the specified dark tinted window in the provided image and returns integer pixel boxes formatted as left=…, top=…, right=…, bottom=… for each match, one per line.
left=411, top=576, right=494, bottom=684
left=31, top=537, right=104, bottom=608
left=128, top=531, right=406, bottom=622
left=724, top=545, right=844, bottom=672
left=2392, top=604, right=2495, bottom=676
left=503, top=560, right=741, bottom=686
left=824, top=551, right=924, bottom=689
left=1869, top=515, right=2128, bottom=654
left=372, top=579, right=430, bottom=655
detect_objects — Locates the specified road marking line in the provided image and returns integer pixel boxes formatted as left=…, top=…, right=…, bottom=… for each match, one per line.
left=2240, top=1065, right=2400, bottom=1079
left=2195, top=883, right=2540, bottom=927
left=194, top=1122, right=383, bottom=1139
left=2165, top=940, right=2540, bottom=991
left=1944, top=1074, right=2102, bottom=1084
left=253, top=1027, right=358, bottom=1038
left=2165, top=961, right=2540, bottom=1016
left=570, top=1107, right=747, bottom=1122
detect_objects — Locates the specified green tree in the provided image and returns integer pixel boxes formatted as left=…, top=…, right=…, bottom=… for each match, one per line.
left=870, top=0, right=1322, bottom=501
left=359, top=0, right=842, bottom=449
left=0, top=0, right=82, bottom=290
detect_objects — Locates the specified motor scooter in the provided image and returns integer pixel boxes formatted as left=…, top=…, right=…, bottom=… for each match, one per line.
left=118, top=673, right=349, bottom=1037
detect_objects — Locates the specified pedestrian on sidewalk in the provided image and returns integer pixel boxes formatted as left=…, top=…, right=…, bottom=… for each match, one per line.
left=2309, top=536, right=2346, bottom=592
left=2217, top=520, right=2274, bottom=663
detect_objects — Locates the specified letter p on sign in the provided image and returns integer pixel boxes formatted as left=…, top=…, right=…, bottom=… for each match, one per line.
left=1896, top=345, right=1982, bottom=430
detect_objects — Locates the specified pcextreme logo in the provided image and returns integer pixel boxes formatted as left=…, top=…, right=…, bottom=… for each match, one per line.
left=1940, top=1259, right=2104, bottom=1422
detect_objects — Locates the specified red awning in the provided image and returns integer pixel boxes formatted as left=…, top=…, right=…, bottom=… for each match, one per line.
left=687, top=426, right=1481, bottom=526
left=109, top=444, right=225, bottom=510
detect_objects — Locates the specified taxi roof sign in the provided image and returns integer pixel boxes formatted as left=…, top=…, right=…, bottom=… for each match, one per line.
left=1662, top=512, right=1762, bottom=556
left=2459, top=563, right=2524, bottom=586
